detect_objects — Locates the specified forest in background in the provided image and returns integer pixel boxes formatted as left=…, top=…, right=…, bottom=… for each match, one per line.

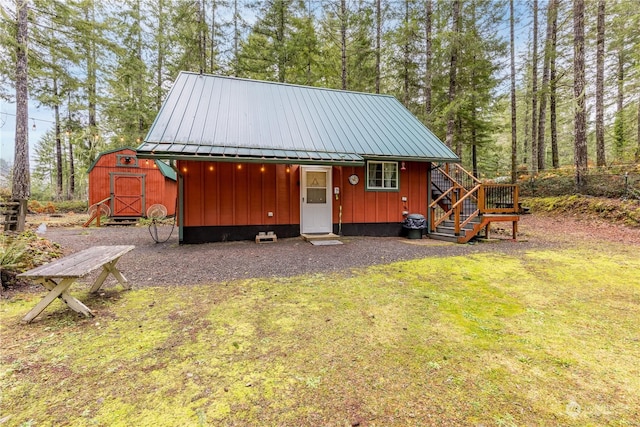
left=1, top=0, right=639, bottom=201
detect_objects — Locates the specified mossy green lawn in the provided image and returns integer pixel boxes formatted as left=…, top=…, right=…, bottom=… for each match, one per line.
left=1, top=244, right=639, bottom=426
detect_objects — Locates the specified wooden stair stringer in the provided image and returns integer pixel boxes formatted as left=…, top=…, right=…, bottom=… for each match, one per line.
left=456, top=214, right=521, bottom=243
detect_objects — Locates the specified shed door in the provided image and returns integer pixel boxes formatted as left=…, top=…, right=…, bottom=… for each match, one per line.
left=111, top=173, right=145, bottom=217
left=300, top=166, right=332, bottom=234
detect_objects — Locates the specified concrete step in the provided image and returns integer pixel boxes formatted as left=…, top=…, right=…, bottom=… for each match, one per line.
left=301, top=233, right=341, bottom=242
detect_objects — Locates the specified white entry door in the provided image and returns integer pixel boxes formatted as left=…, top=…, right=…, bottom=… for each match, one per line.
left=300, top=166, right=332, bottom=234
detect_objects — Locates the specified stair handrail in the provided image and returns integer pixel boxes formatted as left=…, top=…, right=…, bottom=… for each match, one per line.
left=433, top=165, right=479, bottom=202
left=431, top=186, right=456, bottom=207
left=434, top=163, right=481, bottom=189
left=451, top=163, right=481, bottom=186
left=447, top=184, right=482, bottom=235
left=429, top=183, right=481, bottom=233
left=429, top=184, right=460, bottom=231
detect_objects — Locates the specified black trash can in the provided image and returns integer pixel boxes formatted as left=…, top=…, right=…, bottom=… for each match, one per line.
left=402, top=213, right=426, bottom=239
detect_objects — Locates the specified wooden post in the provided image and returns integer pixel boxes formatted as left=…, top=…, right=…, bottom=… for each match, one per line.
left=17, top=199, right=27, bottom=232
left=453, top=186, right=460, bottom=235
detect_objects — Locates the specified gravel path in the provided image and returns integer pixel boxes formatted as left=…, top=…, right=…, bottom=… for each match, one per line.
left=13, top=214, right=640, bottom=291
left=31, top=215, right=640, bottom=286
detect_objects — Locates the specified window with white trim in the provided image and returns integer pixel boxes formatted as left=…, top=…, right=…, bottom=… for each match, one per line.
left=366, top=161, right=399, bottom=190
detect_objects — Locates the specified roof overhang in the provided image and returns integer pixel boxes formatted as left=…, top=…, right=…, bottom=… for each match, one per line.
left=136, top=143, right=365, bottom=166
left=363, top=155, right=461, bottom=164
left=137, top=143, right=460, bottom=166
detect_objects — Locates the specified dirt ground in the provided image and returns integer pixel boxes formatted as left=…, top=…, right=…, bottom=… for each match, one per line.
left=3, top=212, right=640, bottom=296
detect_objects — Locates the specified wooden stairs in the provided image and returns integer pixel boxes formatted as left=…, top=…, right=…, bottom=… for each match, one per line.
left=428, top=164, right=521, bottom=243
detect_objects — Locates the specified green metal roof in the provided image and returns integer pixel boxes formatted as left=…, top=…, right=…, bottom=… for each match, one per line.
left=154, top=159, right=177, bottom=180
left=137, top=72, right=459, bottom=165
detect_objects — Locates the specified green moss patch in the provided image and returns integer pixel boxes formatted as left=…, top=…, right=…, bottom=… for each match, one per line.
left=1, top=246, right=639, bottom=425
left=523, top=195, right=640, bottom=227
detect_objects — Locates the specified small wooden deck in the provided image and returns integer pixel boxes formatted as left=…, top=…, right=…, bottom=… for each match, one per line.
left=429, top=164, right=521, bottom=243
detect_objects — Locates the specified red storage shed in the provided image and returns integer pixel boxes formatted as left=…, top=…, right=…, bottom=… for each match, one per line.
left=87, top=148, right=177, bottom=219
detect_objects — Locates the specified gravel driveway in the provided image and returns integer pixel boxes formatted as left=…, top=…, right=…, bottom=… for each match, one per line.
left=37, top=222, right=528, bottom=288
left=21, top=213, right=640, bottom=290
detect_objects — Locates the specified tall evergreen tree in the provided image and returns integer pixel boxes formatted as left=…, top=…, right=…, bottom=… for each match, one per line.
left=537, top=0, right=556, bottom=171
left=573, top=0, right=587, bottom=188
left=424, top=0, right=433, bottom=122
left=238, top=0, right=318, bottom=84
left=104, top=0, right=153, bottom=146
left=530, top=0, right=539, bottom=173
left=510, top=0, right=517, bottom=182
left=550, top=0, right=559, bottom=169
left=386, top=0, right=421, bottom=112
left=445, top=0, right=460, bottom=152
left=318, top=0, right=375, bottom=92
left=149, top=0, right=168, bottom=110
left=456, top=0, right=506, bottom=173
left=375, top=0, right=382, bottom=93
left=28, top=1, right=81, bottom=199
left=166, top=1, right=210, bottom=76
left=595, top=0, right=605, bottom=167
left=13, top=0, right=30, bottom=216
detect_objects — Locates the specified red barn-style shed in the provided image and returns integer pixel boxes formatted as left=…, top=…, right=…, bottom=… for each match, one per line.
left=88, top=148, right=177, bottom=219
left=137, top=72, right=519, bottom=244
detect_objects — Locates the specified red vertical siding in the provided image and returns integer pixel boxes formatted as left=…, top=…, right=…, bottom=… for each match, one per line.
left=180, top=161, right=428, bottom=227
left=88, top=148, right=177, bottom=217
left=336, top=161, right=429, bottom=224
left=203, top=163, right=218, bottom=225
left=181, top=161, right=301, bottom=227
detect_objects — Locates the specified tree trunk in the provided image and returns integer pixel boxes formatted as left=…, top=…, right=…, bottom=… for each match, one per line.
left=636, top=97, right=640, bottom=162
left=375, top=0, right=381, bottom=94
left=306, top=0, right=312, bottom=84
left=531, top=0, right=539, bottom=174
left=510, top=0, right=517, bottom=183
left=199, top=0, right=206, bottom=74
left=550, top=0, right=559, bottom=168
left=614, top=48, right=625, bottom=159
left=595, top=0, right=606, bottom=166
left=52, top=77, right=63, bottom=200
left=537, top=0, right=555, bottom=172
left=211, top=0, right=216, bottom=73
left=276, top=0, right=286, bottom=83
left=13, top=0, right=30, bottom=211
left=156, top=0, right=164, bottom=110
left=234, top=0, right=239, bottom=76
left=472, top=95, right=478, bottom=177
left=54, top=103, right=63, bottom=200
left=403, top=0, right=409, bottom=106
left=135, top=0, right=144, bottom=134
left=523, top=77, right=529, bottom=166
left=573, top=0, right=588, bottom=189
left=341, top=0, right=347, bottom=90
left=68, top=136, right=75, bottom=200
left=425, top=0, right=432, bottom=121
left=85, top=0, right=97, bottom=170
left=445, top=0, right=460, bottom=151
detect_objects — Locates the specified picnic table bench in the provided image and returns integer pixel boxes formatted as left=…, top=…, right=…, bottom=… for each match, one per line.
left=17, top=245, right=135, bottom=323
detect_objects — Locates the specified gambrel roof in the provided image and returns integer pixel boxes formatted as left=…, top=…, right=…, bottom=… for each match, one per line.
left=137, top=72, right=459, bottom=165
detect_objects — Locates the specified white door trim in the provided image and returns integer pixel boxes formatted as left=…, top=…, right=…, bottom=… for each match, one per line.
left=300, top=166, right=333, bottom=234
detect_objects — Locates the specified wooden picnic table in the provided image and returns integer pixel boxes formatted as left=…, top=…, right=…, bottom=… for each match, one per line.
left=18, top=245, right=135, bottom=323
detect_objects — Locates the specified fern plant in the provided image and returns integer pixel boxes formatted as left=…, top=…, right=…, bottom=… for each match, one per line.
left=0, top=235, right=27, bottom=271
